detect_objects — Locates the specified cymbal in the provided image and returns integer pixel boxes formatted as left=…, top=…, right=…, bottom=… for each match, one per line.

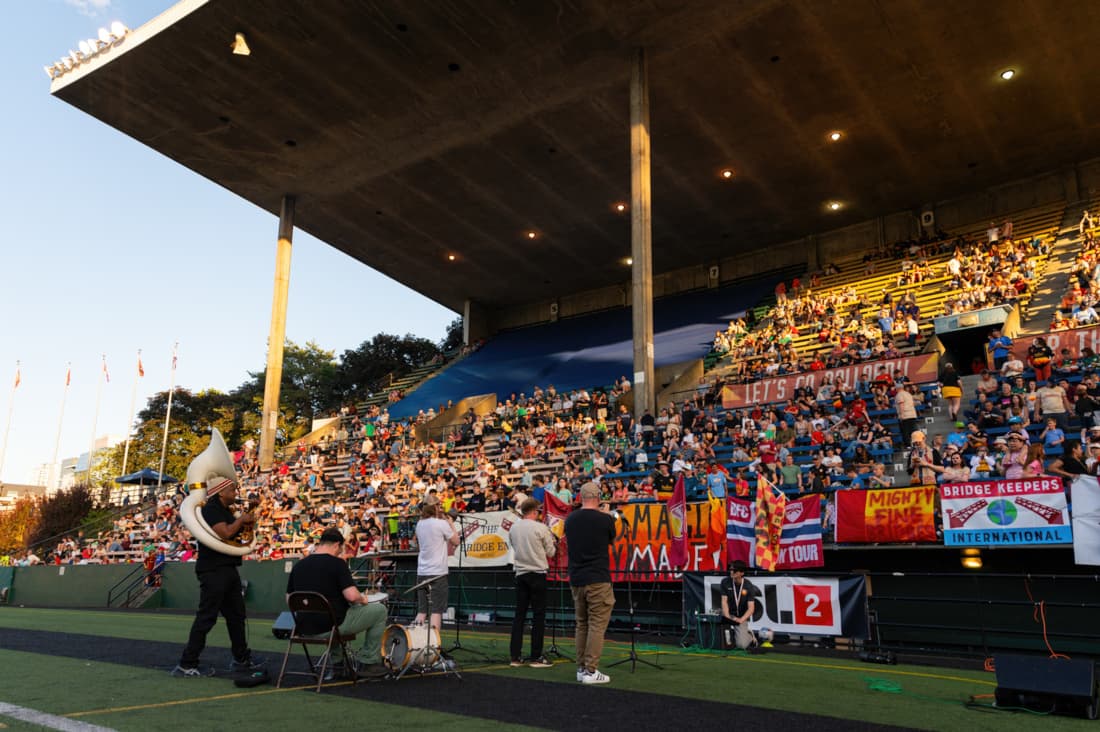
left=404, top=574, right=447, bottom=595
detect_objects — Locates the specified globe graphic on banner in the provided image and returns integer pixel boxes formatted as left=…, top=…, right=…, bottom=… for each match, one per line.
left=986, top=499, right=1017, bottom=526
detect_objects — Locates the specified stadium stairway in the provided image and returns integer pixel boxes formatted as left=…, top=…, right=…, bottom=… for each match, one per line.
left=1021, top=205, right=1087, bottom=332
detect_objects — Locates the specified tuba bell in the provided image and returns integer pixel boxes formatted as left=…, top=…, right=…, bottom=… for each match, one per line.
left=179, top=428, right=253, bottom=557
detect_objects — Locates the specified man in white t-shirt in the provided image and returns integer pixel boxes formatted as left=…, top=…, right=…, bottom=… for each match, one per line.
left=414, top=503, right=459, bottom=633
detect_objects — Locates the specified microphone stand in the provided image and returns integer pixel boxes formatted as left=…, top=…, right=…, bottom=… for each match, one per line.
left=608, top=514, right=662, bottom=672
left=446, top=514, right=490, bottom=661
left=545, top=534, right=573, bottom=661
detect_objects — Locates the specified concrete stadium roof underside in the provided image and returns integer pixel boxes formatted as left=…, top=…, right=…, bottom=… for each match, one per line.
left=51, top=0, right=1100, bottom=313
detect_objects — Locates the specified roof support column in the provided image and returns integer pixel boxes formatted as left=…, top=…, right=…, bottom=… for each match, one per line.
left=259, top=195, right=295, bottom=471
left=630, top=47, right=655, bottom=419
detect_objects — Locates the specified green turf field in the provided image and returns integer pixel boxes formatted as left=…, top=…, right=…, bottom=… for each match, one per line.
left=0, top=607, right=1093, bottom=731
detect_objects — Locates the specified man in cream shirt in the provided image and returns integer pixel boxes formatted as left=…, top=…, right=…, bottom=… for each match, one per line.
left=508, top=498, right=557, bottom=668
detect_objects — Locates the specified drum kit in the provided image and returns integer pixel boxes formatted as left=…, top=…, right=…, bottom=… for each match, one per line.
left=377, top=575, right=461, bottom=680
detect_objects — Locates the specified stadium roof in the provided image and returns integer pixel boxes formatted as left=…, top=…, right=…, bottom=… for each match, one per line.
left=50, top=0, right=1100, bottom=313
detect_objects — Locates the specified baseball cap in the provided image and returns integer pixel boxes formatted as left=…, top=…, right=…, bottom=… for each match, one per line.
left=579, top=482, right=600, bottom=500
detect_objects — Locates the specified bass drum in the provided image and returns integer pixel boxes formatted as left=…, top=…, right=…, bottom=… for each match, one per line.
left=382, top=623, right=440, bottom=672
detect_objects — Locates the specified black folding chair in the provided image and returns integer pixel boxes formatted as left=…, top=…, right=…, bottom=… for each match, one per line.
left=276, top=591, right=358, bottom=692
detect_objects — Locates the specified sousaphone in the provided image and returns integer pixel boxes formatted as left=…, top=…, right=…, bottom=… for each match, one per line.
left=179, top=428, right=253, bottom=557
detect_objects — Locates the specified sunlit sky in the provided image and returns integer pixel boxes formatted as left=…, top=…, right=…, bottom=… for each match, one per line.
left=0, top=0, right=455, bottom=485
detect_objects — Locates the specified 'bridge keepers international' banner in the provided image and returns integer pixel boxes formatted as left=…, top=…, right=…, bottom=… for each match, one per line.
left=835, top=486, right=938, bottom=543
left=720, top=352, right=939, bottom=410
left=939, top=478, right=1071, bottom=547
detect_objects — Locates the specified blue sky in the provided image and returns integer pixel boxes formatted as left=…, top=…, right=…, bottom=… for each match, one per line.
left=0, top=1, right=455, bottom=485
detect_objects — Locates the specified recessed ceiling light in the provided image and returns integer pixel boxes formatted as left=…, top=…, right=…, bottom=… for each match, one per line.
left=526, top=231, right=537, bottom=239
left=447, top=254, right=456, bottom=261
left=231, top=32, right=251, bottom=56
left=624, top=257, right=634, bottom=266
left=1000, top=69, right=1016, bottom=80
left=827, top=201, right=842, bottom=211
left=720, top=169, right=734, bottom=179
left=614, top=202, right=627, bottom=213
left=828, top=130, right=843, bottom=142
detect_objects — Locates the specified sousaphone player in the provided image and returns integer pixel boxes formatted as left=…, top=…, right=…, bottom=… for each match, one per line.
left=172, top=428, right=263, bottom=677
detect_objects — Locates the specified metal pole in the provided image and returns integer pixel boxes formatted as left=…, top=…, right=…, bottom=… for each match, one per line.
left=50, top=364, right=71, bottom=493
left=86, top=355, right=107, bottom=483
left=157, top=342, right=178, bottom=493
left=0, top=361, right=18, bottom=480
left=259, top=195, right=296, bottom=471
left=630, top=48, right=655, bottom=419
left=120, top=349, right=141, bottom=476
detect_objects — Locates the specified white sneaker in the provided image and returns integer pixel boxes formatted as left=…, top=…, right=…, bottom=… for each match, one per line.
left=576, top=668, right=586, bottom=682
left=580, top=669, right=610, bottom=684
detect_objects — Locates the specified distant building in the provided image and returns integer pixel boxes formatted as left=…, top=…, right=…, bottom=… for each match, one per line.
left=0, top=483, right=46, bottom=512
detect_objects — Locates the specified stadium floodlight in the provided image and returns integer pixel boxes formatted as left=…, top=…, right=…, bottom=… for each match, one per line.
left=110, top=21, right=129, bottom=38
left=98, top=27, right=113, bottom=44
left=78, top=40, right=93, bottom=56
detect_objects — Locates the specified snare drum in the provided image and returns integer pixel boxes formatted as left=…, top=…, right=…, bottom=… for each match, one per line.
left=382, top=623, right=440, bottom=672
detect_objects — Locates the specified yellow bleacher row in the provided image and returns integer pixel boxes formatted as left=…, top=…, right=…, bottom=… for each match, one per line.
left=719, top=202, right=1064, bottom=371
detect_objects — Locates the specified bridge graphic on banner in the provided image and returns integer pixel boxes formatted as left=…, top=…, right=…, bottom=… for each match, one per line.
left=946, top=499, right=988, bottom=528
left=1016, top=497, right=1064, bottom=525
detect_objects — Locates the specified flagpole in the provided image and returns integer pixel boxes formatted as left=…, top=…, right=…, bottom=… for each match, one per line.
left=157, top=342, right=178, bottom=494
left=120, top=349, right=142, bottom=476
left=51, top=363, right=71, bottom=493
left=0, top=361, right=19, bottom=481
left=87, top=355, right=107, bottom=483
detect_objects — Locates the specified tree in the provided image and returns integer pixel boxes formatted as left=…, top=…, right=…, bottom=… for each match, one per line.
left=0, top=496, right=39, bottom=554
left=331, top=333, right=440, bottom=404
left=440, top=316, right=464, bottom=353
left=28, top=484, right=93, bottom=548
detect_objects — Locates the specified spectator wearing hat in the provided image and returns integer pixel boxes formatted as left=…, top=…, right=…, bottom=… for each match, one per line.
left=945, top=422, right=969, bottom=451
left=999, top=432, right=1029, bottom=479
left=652, top=460, right=674, bottom=501
left=906, top=431, right=940, bottom=486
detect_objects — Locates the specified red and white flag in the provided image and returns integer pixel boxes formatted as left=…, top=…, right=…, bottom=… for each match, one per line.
left=102, top=357, right=110, bottom=383
left=137, top=355, right=144, bottom=378
left=65, top=365, right=71, bottom=387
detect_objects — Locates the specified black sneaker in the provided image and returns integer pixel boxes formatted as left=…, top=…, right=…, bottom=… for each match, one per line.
left=529, top=656, right=553, bottom=668
left=231, top=655, right=265, bottom=673
left=171, top=664, right=215, bottom=678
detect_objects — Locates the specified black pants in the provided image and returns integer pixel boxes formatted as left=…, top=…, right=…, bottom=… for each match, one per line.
left=510, top=572, right=548, bottom=660
left=180, top=565, right=250, bottom=667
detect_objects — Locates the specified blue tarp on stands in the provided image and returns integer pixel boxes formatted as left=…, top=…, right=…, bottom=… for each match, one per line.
left=390, top=277, right=780, bottom=418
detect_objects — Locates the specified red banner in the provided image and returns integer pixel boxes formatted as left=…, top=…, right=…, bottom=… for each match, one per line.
left=721, top=352, right=939, bottom=409
left=835, top=486, right=938, bottom=543
left=1012, top=325, right=1100, bottom=360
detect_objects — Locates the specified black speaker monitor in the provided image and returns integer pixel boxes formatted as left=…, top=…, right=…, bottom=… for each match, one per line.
left=994, top=654, right=1098, bottom=719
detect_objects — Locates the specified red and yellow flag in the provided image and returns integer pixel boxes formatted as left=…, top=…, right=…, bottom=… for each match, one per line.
left=754, top=477, right=787, bottom=571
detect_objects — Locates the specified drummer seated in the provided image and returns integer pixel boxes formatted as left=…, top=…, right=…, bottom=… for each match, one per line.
left=285, top=528, right=389, bottom=678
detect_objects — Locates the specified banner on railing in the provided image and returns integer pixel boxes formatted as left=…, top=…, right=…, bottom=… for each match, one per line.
left=720, top=352, right=939, bottom=409
left=447, top=510, right=518, bottom=568
left=1013, top=326, right=1100, bottom=361
left=835, top=486, right=937, bottom=543
left=939, top=478, right=1070, bottom=547
left=1072, top=475, right=1100, bottom=566
left=610, top=502, right=723, bottom=581
left=682, top=573, right=868, bottom=638
left=727, top=495, right=824, bottom=569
